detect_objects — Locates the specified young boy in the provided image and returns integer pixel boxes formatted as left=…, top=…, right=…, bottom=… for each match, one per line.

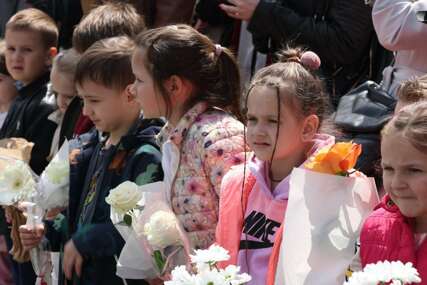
left=1, top=8, right=58, bottom=174
left=20, top=36, right=164, bottom=285
left=61, top=1, right=146, bottom=140
left=1, top=8, right=58, bottom=285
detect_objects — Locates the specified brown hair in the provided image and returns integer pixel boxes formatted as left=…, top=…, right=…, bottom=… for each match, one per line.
left=52, top=48, right=80, bottom=79
left=5, top=8, right=58, bottom=48
left=73, top=2, right=145, bottom=53
left=245, top=47, right=329, bottom=126
left=382, top=101, right=427, bottom=153
left=134, top=24, right=241, bottom=119
left=0, top=40, right=9, bottom=75
left=396, top=75, right=427, bottom=104
left=75, top=36, right=135, bottom=92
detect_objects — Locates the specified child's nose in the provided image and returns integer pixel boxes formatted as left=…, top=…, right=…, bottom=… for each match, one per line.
left=390, top=173, right=407, bottom=190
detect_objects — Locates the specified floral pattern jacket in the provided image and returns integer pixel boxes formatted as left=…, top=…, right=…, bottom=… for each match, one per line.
left=158, top=102, right=245, bottom=249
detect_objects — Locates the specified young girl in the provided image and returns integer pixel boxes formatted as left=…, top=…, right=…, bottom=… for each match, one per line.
left=216, top=48, right=335, bottom=285
left=358, top=102, right=427, bottom=283
left=131, top=25, right=245, bottom=251
left=48, top=48, right=80, bottom=159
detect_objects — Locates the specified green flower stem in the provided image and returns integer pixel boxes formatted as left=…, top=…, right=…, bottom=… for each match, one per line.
left=153, top=250, right=166, bottom=273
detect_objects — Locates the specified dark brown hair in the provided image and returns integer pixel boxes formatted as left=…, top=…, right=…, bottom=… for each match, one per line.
left=75, top=36, right=135, bottom=92
left=73, top=2, right=145, bottom=53
left=0, top=40, right=9, bottom=75
left=134, top=24, right=241, bottom=119
left=396, top=75, right=427, bottom=104
left=6, top=8, right=58, bottom=48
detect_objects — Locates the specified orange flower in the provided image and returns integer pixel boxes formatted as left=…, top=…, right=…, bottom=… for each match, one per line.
left=305, top=142, right=362, bottom=175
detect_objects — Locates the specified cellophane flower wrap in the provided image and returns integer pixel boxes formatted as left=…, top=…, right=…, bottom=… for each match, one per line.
left=274, top=142, right=379, bottom=285
left=344, top=261, right=421, bottom=285
left=37, top=140, right=70, bottom=210
left=165, top=244, right=251, bottom=285
left=106, top=180, right=143, bottom=241
left=116, top=181, right=191, bottom=280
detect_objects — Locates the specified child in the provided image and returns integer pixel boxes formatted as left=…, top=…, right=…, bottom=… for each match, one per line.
left=216, top=48, right=335, bottom=285
left=61, top=2, right=146, bottom=139
left=0, top=39, right=18, bottom=129
left=131, top=25, right=245, bottom=251
left=395, top=74, right=427, bottom=113
left=1, top=8, right=58, bottom=285
left=47, top=48, right=80, bottom=159
left=358, top=101, right=427, bottom=283
left=20, top=36, right=164, bottom=285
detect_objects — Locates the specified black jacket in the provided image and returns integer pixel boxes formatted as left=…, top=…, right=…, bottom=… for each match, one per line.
left=0, top=72, right=57, bottom=174
left=247, top=0, right=375, bottom=105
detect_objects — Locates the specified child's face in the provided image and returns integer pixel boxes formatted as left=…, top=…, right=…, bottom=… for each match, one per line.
left=78, top=80, right=136, bottom=134
left=246, top=85, right=307, bottom=162
left=0, top=73, right=18, bottom=105
left=4, top=29, right=52, bottom=85
left=131, top=50, right=166, bottom=119
left=50, top=67, right=76, bottom=114
left=381, top=132, right=427, bottom=221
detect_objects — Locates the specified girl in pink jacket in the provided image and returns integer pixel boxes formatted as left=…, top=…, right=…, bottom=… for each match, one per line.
left=216, top=48, right=335, bottom=285
left=131, top=25, right=245, bottom=251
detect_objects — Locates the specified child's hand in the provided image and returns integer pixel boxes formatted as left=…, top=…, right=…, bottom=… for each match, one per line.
left=18, top=224, right=45, bottom=251
left=63, top=239, right=83, bottom=280
left=45, top=207, right=65, bottom=220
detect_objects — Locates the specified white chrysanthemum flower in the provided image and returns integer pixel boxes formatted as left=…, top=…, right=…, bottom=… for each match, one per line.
left=220, top=265, right=252, bottom=285
left=45, top=160, right=69, bottom=185
left=196, top=268, right=227, bottom=285
left=190, top=244, right=230, bottom=265
left=140, top=210, right=182, bottom=249
left=105, top=181, right=142, bottom=215
left=164, top=265, right=197, bottom=285
left=0, top=160, right=36, bottom=204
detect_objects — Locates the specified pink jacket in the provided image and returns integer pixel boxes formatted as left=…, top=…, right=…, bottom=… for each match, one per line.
left=360, top=195, right=427, bottom=284
left=157, top=102, right=245, bottom=250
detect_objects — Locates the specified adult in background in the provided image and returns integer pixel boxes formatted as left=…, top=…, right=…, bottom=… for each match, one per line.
left=220, top=0, right=375, bottom=107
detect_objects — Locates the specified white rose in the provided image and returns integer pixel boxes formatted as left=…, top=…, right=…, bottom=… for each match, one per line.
left=141, top=210, right=182, bottom=249
left=105, top=181, right=142, bottom=215
left=0, top=160, right=36, bottom=204
left=45, top=160, right=69, bottom=185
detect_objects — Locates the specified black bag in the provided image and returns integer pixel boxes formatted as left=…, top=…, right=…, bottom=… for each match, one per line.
left=333, top=80, right=396, bottom=133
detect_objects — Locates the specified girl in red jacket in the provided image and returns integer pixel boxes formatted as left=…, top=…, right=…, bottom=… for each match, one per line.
left=358, top=102, right=427, bottom=284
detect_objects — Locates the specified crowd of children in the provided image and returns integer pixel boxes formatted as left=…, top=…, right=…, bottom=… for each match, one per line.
left=0, top=2, right=425, bottom=285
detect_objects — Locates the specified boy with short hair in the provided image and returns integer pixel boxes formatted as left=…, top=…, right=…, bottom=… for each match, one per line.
left=20, top=36, right=163, bottom=285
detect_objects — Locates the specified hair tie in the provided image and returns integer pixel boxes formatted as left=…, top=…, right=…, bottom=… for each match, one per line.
left=215, top=44, right=223, bottom=57
left=300, top=51, right=321, bottom=71
left=286, top=56, right=301, bottom=64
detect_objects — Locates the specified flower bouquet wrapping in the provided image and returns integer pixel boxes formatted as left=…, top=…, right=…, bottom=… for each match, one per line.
left=0, top=138, right=36, bottom=263
left=37, top=140, right=69, bottom=211
left=116, top=181, right=191, bottom=280
left=106, top=180, right=144, bottom=241
left=345, top=261, right=421, bottom=285
left=274, top=142, right=379, bottom=285
left=165, top=244, right=251, bottom=285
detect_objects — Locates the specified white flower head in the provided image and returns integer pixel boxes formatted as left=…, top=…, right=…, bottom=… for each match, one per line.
left=45, top=160, right=69, bottom=185
left=190, top=244, right=230, bottom=265
left=0, top=160, right=36, bottom=203
left=141, top=210, right=182, bottom=249
left=105, top=181, right=142, bottom=215
left=164, top=265, right=197, bottom=285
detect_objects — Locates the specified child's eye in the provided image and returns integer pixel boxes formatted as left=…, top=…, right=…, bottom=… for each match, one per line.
left=7, top=47, right=15, bottom=52
left=135, top=78, right=144, bottom=83
left=246, top=116, right=256, bottom=122
left=382, top=166, right=393, bottom=172
left=408, top=168, right=423, bottom=174
left=268, top=119, right=279, bottom=124
left=23, top=48, right=32, bottom=52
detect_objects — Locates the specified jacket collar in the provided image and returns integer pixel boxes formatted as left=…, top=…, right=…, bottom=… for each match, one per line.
left=157, top=101, right=208, bottom=147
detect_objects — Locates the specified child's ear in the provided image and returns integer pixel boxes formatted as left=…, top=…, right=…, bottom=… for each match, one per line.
left=301, top=114, right=319, bottom=142
left=45, top=47, right=57, bottom=66
left=164, top=75, right=192, bottom=104
left=124, top=83, right=138, bottom=103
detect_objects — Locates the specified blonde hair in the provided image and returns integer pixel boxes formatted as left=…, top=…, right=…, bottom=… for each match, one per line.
left=6, top=8, right=58, bottom=48
left=52, top=48, right=80, bottom=79
left=396, top=75, right=427, bottom=104
left=382, top=101, right=427, bottom=152
left=0, top=39, right=9, bottom=75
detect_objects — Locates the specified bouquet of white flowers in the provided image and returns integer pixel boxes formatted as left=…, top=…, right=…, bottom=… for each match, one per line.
left=105, top=180, right=144, bottom=241
left=165, top=244, right=251, bottom=285
left=345, top=261, right=421, bottom=285
left=37, top=140, right=69, bottom=210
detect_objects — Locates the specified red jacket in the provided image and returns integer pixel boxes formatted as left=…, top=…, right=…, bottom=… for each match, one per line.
left=360, top=195, right=427, bottom=284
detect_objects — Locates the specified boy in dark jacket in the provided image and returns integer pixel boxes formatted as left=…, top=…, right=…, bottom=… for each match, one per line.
left=20, top=36, right=163, bottom=285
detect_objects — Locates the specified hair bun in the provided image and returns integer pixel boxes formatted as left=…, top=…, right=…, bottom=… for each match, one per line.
left=300, top=51, right=321, bottom=71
